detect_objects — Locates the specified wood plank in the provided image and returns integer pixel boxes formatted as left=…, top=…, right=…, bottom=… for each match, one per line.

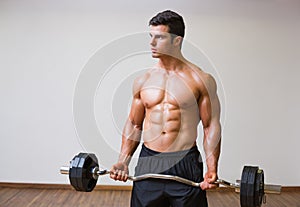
left=1, top=185, right=300, bottom=207
left=0, top=187, right=21, bottom=206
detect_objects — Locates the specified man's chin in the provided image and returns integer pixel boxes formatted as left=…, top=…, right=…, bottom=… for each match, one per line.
left=151, top=52, right=161, bottom=58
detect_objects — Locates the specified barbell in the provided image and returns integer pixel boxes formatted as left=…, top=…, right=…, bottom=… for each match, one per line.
left=60, top=152, right=281, bottom=207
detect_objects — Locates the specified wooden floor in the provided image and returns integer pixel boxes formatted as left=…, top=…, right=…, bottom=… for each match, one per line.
left=0, top=186, right=299, bottom=207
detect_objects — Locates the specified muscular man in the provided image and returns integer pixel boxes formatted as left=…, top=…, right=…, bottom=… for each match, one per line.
left=110, top=10, right=221, bottom=207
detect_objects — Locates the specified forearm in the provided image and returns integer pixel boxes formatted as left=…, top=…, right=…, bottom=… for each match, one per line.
left=203, top=121, right=221, bottom=172
left=118, top=138, right=140, bottom=165
left=118, top=119, right=142, bottom=165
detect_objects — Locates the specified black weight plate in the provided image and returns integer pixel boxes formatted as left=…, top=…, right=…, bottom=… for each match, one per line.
left=87, top=153, right=99, bottom=191
left=72, top=153, right=99, bottom=192
left=69, top=154, right=81, bottom=191
left=246, top=166, right=258, bottom=207
left=240, top=166, right=251, bottom=207
left=254, top=169, right=264, bottom=207
left=79, top=153, right=99, bottom=192
left=259, top=170, right=265, bottom=205
left=75, top=153, right=89, bottom=191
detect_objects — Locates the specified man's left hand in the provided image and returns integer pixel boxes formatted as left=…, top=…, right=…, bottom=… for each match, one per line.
left=200, top=171, right=219, bottom=190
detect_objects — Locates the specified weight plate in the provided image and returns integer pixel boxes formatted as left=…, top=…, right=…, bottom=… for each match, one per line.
left=76, top=153, right=89, bottom=191
left=69, top=154, right=81, bottom=191
left=82, top=153, right=99, bottom=192
left=254, top=169, right=264, bottom=206
left=69, top=153, right=99, bottom=192
left=240, top=166, right=250, bottom=207
left=246, top=166, right=258, bottom=207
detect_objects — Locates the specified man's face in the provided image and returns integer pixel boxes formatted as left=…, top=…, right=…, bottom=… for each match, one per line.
left=149, top=25, right=174, bottom=58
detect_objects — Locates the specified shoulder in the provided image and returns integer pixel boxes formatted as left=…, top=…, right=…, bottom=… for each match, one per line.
left=188, top=64, right=217, bottom=94
left=132, top=70, right=151, bottom=96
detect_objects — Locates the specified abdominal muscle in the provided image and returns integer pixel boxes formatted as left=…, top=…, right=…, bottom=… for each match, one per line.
left=142, top=102, right=200, bottom=152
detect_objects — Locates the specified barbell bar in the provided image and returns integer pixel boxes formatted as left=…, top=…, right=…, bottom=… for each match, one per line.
left=60, top=165, right=234, bottom=188
left=60, top=152, right=281, bottom=207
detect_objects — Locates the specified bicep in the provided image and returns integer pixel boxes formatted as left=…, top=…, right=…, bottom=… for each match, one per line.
left=198, top=76, right=221, bottom=130
left=128, top=97, right=145, bottom=128
left=127, top=74, right=147, bottom=128
left=128, top=73, right=149, bottom=129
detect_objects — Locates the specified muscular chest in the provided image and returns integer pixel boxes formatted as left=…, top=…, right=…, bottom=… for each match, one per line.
left=140, top=71, right=199, bottom=108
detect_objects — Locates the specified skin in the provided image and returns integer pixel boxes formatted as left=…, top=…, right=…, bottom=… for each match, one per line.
left=110, top=25, right=221, bottom=190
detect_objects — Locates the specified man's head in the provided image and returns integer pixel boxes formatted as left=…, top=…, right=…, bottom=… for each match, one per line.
left=149, top=10, right=185, bottom=38
left=149, top=10, right=185, bottom=58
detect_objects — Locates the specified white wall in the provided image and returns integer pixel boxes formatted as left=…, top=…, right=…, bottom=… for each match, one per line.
left=0, top=0, right=299, bottom=186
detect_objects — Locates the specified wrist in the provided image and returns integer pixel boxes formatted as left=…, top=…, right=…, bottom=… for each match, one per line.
left=118, top=154, right=131, bottom=166
left=206, top=161, right=218, bottom=173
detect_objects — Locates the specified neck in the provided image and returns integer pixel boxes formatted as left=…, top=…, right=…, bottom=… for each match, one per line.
left=158, top=52, right=186, bottom=71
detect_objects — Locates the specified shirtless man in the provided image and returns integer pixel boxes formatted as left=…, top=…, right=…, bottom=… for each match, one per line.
left=110, top=10, right=221, bottom=207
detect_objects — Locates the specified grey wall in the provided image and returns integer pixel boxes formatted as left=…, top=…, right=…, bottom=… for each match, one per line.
left=0, top=0, right=299, bottom=186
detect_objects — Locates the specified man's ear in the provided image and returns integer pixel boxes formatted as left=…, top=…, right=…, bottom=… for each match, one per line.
left=173, top=36, right=183, bottom=47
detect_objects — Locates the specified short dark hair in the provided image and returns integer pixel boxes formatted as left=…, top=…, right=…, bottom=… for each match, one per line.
left=149, top=10, right=185, bottom=38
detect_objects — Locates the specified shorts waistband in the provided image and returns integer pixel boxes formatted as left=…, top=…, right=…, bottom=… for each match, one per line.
left=141, top=144, right=199, bottom=158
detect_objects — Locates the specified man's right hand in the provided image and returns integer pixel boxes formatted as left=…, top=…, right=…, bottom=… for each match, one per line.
left=110, top=162, right=129, bottom=182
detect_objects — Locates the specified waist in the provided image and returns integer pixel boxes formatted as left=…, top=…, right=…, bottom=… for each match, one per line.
left=141, top=143, right=200, bottom=159
left=135, top=143, right=203, bottom=176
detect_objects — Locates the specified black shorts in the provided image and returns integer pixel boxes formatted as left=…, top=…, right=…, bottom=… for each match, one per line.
left=131, top=144, right=208, bottom=207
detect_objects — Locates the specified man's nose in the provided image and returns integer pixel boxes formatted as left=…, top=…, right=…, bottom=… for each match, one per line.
left=150, top=37, right=156, bottom=46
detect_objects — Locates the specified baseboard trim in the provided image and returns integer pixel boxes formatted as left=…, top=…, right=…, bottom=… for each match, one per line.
left=0, top=182, right=73, bottom=190
left=0, top=182, right=298, bottom=192
left=0, top=182, right=132, bottom=191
